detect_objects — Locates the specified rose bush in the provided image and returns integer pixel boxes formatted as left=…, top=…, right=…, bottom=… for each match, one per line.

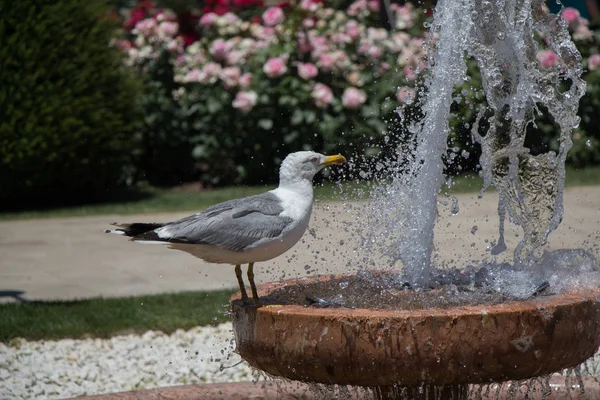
left=118, top=0, right=429, bottom=185
left=118, top=1, right=600, bottom=186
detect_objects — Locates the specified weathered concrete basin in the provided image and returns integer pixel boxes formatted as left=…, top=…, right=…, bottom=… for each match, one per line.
left=231, top=274, right=600, bottom=388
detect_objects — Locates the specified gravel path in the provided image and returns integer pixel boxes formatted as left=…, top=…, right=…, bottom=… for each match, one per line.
left=0, top=323, right=253, bottom=400
left=2, top=322, right=600, bottom=400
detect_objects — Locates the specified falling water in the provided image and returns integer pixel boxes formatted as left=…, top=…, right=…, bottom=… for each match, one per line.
left=365, top=0, right=585, bottom=285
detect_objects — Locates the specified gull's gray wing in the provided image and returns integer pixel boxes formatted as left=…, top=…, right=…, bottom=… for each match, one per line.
left=133, top=192, right=294, bottom=251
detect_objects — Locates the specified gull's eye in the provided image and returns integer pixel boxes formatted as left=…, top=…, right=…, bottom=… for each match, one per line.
left=311, top=156, right=318, bottom=163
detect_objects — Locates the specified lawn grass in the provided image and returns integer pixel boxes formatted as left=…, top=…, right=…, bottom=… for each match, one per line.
left=0, top=290, right=235, bottom=343
left=0, top=186, right=276, bottom=221
left=1, top=166, right=598, bottom=221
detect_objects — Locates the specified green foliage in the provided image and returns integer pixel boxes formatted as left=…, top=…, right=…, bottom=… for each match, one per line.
left=0, top=0, right=142, bottom=209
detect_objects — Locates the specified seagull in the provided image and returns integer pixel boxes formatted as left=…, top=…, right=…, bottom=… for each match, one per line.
left=105, top=151, right=346, bottom=307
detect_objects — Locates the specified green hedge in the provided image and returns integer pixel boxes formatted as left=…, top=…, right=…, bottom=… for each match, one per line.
left=0, top=0, right=142, bottom=210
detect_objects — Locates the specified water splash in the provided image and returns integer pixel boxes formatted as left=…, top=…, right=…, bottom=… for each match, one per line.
left=470, top=0, right=585, bottom=268
left=363, top=0, right=585, bottom=285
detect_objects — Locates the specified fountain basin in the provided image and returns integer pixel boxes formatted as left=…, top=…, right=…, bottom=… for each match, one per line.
left=231, top=273, right=600, bottom=387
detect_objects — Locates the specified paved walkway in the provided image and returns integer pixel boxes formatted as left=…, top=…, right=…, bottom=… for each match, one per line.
left=1, top=187, right=598, bottom=302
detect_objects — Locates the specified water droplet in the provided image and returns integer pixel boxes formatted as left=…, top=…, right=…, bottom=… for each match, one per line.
left=586, top=139, right=592, bottom=147
left=339, top=282, right=349, bottom=289
left=496, top=32, right=506, bottom=40
left=423, top=22, right=431, bottom=28
left=450, top=197, right=459, bottom=215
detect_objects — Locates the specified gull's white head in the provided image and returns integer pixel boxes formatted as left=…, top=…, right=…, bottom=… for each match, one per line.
left=278, top=151, right=346, bottom=186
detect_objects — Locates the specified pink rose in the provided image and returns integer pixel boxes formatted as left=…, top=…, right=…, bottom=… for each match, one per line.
left=561, top=8, right=580, bottom=24
left=184, top=68, right=205, bottom=83
left=394, top=6, right=414, bottom=29
left=222, top=13, right=241, bottom=26
left=404, top=65, right=417, bottom=81
left=155, top=10, right=177, bottom=22
left=348, top=0, right=367, bottom=16
left=312, top=83, right=334, bottom=108
left=239, top=72, right=253, bottom=88
left=309, top=36, right=328, bottom=56
left=330, top=50, right=350, bottom=70
left=135, top=18, right=157, bottom=36
left=378, top=62, right=390, bottom=74
left=261, top=27, right=277, bottom=38
left=166, top=39, right=181, bottom=53
left=367, top=0, right=380, bottom=12
left=263, top=57, right=287, bottom=78
left=300, top=0, right=319, bottom=12
left=200, top=12, right=218, bottom=27
left=342, top=87, right=367, bottom=109
left=367, top=45, right=382, bottom=59
left=345, top=21, right=361, bottom=40
left=159, top=21, right=178, bottom=37
left=331, top=33, right=351, bottom=44
left=202, top=62, right=222, bottom=83
left=396, top=86, right=415, bottom=104
left=226, top=50, right=245, bottom=65
left=210, top=39, right=233, bottom=61
left=574, top=23, right=593, bottom=40
left=262, top=7, right=285, bottom=26
left=537, top=49, right=559, bottom=68
left=299, top=39, right=312, bottom=54
left=297, top=62, right=318, bottom=80
left=589, top=54, right=600, bottom=70
left=220, top=66, right=241, bottom=88
left=232, top=91, right=258, bottom=113
left=303, top=18, right=315, bottom=29
left=318, top=53, right=335, bottom=71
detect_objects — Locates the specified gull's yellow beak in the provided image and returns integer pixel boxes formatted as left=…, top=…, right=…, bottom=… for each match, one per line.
left=321, top=154, right=346, bottom=166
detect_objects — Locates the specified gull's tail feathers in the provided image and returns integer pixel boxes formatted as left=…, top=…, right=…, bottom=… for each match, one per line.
left=104, top=222, right=166, bottom=237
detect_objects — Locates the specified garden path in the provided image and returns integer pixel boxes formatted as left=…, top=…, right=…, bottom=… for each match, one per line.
left=1, top=186, right=599, bottom=302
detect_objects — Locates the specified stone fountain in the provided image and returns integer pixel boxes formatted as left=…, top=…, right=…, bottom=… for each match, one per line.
left=231, top=0, right=600, bottom=399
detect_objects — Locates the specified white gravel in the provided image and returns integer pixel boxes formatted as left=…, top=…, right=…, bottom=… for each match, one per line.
left=0, top=323, right=254, bottom=400
left=3, top=322, right=600, bottom=400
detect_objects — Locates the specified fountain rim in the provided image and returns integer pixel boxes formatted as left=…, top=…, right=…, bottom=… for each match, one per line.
left=231, top=271, right=600, bottom=387
left=231, top=271, right=600, bottom=317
